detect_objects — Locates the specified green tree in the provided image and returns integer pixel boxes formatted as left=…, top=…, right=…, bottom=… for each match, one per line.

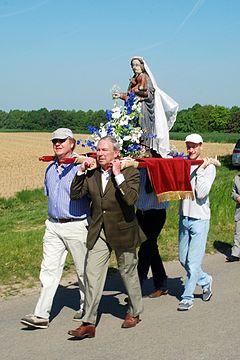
left=208, top=106, right=231, bottom=131
left=48, top=110, right=66, bottom=130
left=0, top=110, right=8, bottom=129
left=227, top=110, right=240, bottom=133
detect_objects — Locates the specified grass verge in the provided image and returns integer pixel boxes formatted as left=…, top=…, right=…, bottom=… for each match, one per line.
left=170, top=132, right=239, bottom=143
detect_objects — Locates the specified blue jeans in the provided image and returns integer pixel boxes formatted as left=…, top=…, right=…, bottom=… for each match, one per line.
left=179, top=216, right=211, bottom=302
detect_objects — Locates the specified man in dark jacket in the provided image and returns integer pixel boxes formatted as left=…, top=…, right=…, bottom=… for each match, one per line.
left=68, top=136, right=145, bottom=339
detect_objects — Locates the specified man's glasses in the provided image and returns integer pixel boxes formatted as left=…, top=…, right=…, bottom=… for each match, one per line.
left=52, top=138, right=68, bottom=144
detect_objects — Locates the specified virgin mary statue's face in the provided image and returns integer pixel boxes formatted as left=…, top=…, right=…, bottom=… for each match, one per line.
left=131, top=59, right=144, bottom=74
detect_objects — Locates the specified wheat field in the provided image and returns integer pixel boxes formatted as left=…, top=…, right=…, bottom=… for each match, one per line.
left=0, top=132, right=235, bottom=198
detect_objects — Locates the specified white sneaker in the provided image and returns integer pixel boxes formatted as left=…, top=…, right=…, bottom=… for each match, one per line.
left=177, top=300, right=193, bottom=311
left=20, top=314, right=49, bottom=329
left=202, top=276, right=213, bottom=301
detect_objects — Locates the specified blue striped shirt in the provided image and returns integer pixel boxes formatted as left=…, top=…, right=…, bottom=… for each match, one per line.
left=136, top=168, right=169, bottom=210
left=44, top=162, right=90, bottom=219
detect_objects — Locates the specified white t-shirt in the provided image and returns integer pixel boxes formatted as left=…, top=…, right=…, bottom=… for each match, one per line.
left=179, top=164, right=216, bottom=220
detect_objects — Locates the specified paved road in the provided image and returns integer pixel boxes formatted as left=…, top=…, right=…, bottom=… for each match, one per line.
left=1, top=253, right=239, bottom=360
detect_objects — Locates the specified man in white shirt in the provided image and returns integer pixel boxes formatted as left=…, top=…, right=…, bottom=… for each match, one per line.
left=178, top=134, right=216, bottom=311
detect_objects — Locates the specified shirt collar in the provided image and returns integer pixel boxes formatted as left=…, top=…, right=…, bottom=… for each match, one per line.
left=54, top=152, right=75, bottom=168
left=100, top=167, right=112, bottom=175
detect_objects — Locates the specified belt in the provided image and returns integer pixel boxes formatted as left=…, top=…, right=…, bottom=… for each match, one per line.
left=49, top=217, right=86, bottom=223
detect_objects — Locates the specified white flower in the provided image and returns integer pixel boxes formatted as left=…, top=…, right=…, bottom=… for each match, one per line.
left=100, top=128, right=107, bottom=137
left=119, top=117, right=129, bottom=126
left=112, top=111, right=121, bottom=119
left=111, top=106, right=121, bottom=119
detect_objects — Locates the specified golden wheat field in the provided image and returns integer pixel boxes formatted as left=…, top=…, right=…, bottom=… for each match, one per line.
left=0, top=132, right=235, bottom=198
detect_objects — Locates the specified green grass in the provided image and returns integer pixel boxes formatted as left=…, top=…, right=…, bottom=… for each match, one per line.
left=0, top=155, right=239, bottom=290
left=170, top=132, right=239, bottom=143
left=0, top=189, right=74, bottom=287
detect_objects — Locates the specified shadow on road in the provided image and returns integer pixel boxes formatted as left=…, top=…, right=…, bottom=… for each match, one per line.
left=49, top=267, right=183, bottom=324
left=50, top=285, right=80, bottom=321
left=213, top=240, right=232, bottom=256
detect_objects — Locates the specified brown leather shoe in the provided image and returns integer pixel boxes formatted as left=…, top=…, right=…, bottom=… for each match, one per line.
left=121, top=314, right=140, bottom=328
left=149, top=289, right=168, bottom=298
left=68, top=324, right=96, bottom=339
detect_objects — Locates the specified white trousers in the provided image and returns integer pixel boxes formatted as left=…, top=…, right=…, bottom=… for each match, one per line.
left=34, top=218, right=88, bottom=319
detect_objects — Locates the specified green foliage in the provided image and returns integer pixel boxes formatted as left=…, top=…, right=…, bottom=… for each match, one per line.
left=208, top=106, right=231, bottom=131
left=170, top=131, right=239, bottom=143
left=227, top=108, right=240, bottom=133
left=171, top=103, right=240, bottom=133
left=0, top=108, right=106, bottom=132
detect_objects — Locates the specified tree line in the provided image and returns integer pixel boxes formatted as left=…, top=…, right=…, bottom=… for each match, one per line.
left=0, top=108, right=106, bottom=132
left=171, top=104, right=240, bottom=133
left=0, top=104, right=239, bottom=133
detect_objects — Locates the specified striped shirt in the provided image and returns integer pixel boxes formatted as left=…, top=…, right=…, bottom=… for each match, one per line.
left=136, top=168, right=169, bottom=210
left=44, top=162, right=90, bottom=219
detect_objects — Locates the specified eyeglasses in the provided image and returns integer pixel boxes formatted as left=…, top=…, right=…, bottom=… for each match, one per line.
left=52, top=138, right=68, bottom=144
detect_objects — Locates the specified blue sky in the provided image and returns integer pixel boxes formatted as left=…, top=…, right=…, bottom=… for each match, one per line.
left=1, top=0, right=239, bottom=112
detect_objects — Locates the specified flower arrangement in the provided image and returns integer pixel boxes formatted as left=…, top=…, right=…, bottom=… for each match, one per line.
left=168, top=145, right=188, bottom=159
left=77, top=93, right=148, bottom=157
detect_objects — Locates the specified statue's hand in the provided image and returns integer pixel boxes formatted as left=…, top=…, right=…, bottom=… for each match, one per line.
left=112, top=93, right=120, bottom=99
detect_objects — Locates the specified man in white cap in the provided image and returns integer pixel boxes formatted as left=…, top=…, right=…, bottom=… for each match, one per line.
left=178, top=133, right=216, bottom=311
left=21, top=128, right=93, bottom=328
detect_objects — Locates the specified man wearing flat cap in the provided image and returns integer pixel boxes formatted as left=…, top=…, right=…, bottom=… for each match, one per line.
left=177, top=133, right=216, bottom=311
left=21, top=128, right=93, bottom=329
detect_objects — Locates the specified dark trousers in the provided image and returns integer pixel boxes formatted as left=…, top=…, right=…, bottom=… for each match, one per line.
left=136, top=209, right=167, bottom=290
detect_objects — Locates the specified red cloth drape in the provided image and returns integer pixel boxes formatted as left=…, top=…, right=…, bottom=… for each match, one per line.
left=136, top=157, right=203, bottom=202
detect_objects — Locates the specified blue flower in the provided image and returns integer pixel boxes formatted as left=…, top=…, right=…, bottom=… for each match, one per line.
left=87, top=125, right=101, bottom=136
left=106, top=125, right=114, bottom=135
left=86, top=140, right=95, bottom=147
left=124, top=92, right=136, bottom=115
left=105, top=110, right=112, bottom=121
left=170, top=151, right=188, bottom=159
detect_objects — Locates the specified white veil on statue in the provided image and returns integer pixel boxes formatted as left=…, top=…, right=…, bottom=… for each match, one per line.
left=133, top=56, right=179, bottom=158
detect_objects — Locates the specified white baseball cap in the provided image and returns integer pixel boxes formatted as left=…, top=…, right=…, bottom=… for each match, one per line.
left=51, top=128, right=74, bottom=140
left=185, top=133, right=203, bottom=144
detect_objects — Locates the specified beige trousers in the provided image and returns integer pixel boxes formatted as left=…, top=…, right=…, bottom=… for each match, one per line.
left=34, top=219, right=88, bottom=319
left=82, top=230, right=143, bottom=325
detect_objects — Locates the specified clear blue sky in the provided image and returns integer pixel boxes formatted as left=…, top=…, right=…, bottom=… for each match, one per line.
left=1, top=0, right=239, bottom=112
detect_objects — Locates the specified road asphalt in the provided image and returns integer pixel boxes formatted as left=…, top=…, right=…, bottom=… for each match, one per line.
left=1, top=252, right=239, bottom=360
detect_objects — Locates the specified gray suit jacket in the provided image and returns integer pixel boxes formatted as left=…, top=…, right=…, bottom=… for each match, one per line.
left=70, top=166, right=146, bottom=251
left=232, top=174, right=240, bottom=221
